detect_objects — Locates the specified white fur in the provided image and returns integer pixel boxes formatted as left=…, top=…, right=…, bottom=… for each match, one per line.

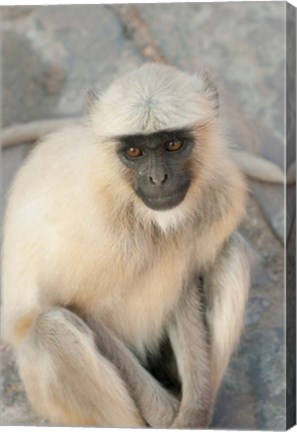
left=90, top=63, right=215, bottom=137
left=152, top=207, right=187, bottom=234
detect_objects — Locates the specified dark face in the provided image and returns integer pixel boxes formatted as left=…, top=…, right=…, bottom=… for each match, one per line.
left=116, top=128, right=195, bottom=211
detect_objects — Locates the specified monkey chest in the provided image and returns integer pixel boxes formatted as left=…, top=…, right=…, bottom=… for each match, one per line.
left=86, top=254, right=188, bottom=355
left=43, top=230, right=192, bottom=355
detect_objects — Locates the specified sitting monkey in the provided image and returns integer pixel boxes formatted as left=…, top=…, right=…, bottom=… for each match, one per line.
left=2, top=63, right=250, bottom=427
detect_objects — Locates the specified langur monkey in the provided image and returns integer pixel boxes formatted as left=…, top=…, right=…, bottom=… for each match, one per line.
left=2, top=63, right=251, bottom=428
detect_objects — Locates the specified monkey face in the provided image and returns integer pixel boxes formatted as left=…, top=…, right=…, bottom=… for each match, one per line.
left=116, top=128, right=195, bottom=211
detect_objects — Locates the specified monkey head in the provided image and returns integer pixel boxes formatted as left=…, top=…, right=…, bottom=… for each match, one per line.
left=88, top=63, right=237, bottom=231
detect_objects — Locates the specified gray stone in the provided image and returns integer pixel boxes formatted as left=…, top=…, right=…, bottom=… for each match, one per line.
left=213, top=328, right=285, bottom=430
left=2, top=5, right=144, bottom=126
left=2, top=25, right=66, bottom=127
left=34, top=5, right=143, bottom=117
left=245, top=296, right=271, bottom=327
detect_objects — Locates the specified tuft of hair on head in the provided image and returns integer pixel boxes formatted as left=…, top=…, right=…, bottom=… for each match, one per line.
left=191, top=68, right=219, bottom=114
left=88, top=63, right=220, bottom=138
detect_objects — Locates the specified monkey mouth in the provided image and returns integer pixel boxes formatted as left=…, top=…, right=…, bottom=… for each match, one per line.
left=138, top=189, right=188, bottom=211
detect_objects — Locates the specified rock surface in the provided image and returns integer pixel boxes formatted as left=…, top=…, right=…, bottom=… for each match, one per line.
left=1, top=4, right=293, bottom=430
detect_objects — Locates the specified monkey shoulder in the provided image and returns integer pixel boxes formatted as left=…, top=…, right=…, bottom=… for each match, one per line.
left=5, top=124, right=102, bottom=228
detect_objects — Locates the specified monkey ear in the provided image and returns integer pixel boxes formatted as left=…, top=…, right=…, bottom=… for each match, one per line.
left=85, top=89, right=100, bottom=114
left=192, top=70, right=219, bottom=114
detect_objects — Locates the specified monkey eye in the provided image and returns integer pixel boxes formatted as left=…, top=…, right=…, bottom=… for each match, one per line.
left=165, top=140, right=183, bottom=152
left=125, top=147, right=143, bottom=158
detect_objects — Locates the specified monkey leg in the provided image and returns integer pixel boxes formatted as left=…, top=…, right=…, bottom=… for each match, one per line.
left=17, top=307, right=146, bottom=427
left=205, top=233, right=251, bottom=402
left=84, top=314, right=180, bottom=428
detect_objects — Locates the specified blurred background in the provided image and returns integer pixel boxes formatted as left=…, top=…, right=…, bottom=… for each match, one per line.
left=1, top=3, right=295, bottom=429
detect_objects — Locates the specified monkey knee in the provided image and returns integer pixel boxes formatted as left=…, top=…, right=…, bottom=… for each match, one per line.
left=29, top=307, right=94, bottom=349
left=17, top=314, right=87, bottom=423
left=17, top=308, right=144, bottom=426
left=35, top=307, right=91, bottom=333
left=17, top=307, right=97, bottom=406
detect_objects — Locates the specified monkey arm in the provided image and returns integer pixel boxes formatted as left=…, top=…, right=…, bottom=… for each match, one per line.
left=205, top=232, right=251, bottom=402
left=84, top=316, right=179, bottom=428
left=168, top=283, right=212, bottom=428
left=168, top=233, right=251, bottom=428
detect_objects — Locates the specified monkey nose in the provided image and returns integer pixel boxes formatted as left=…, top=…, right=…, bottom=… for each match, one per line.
left=149, top=173, right=168, bottom=186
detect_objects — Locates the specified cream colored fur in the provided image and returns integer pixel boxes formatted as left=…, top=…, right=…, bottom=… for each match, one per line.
left=2, top=63, right=250, bottom=427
